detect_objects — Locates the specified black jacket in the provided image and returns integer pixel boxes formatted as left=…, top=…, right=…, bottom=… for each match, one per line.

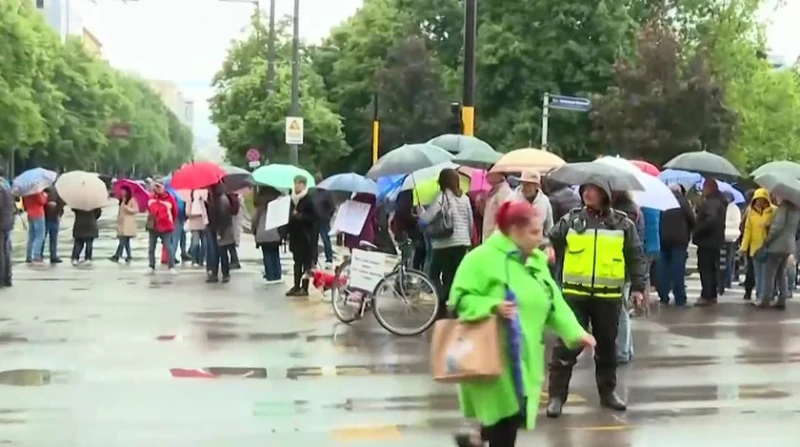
left=284, top=192, right=317, bottom=253
left=692, top=191, right=727, bottom=248
left=660, top=191, right=695, bottom=248
left=311, top=188, right=335, bottom=223
left=73, top=209, right=101, bottom=239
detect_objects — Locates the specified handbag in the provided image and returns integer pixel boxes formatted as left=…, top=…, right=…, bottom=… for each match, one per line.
left=427, top=193, right=454, bottom=239
left=430, top=313, right=502, bottom=383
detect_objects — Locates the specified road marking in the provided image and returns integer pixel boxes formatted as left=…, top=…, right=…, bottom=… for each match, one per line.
left=331, top=424, right=401, bottom=442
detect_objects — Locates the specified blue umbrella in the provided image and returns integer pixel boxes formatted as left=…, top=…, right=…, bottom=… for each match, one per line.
left=317, top=173, right=378, bottom=195
left=163, top=175, right=186, bottom=213
left=377, top=175, right=404, bottom=202
left=658, top=169, right=702, bottom=187
left=12, top=167, right=57, bottom=196
left=697, top=178, right=745, bottom=204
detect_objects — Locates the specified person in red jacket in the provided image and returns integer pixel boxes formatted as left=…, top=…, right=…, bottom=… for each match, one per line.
left=147, top=179, right=178, bottom=274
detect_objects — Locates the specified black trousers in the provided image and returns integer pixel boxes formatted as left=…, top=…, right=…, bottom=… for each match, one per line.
left=292, top=249, right=313, bottom=290
left=480, top=410, right=523, bottom=447
left=548, top=297, right=621, bottom=400
left=430, top=245, right=468, bottom=317
left=696, top=246, right=719, bottom=300
left=743, top=254, right=755, bottom=296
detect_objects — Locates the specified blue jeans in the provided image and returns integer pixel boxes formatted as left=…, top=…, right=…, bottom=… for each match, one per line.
left=148, top=231, right=173, bottom=269
left=656, top=247, right=688, bottom=306
left=423, top=233, right=434, bottom=276
left=616, top=282, right=633, bottom=362
left=318, top=221, right=333, bottom=263
left=189, top=230, right=205, bottom=265
left=40, top=220, right=60, bottom=261
left=113, top=236, right=132, bottom=260
left=169, top=219, right=186, bottom=260
left=26, top=217, right=45, bottom=262
left=261, top=244, right=281, bottom=281
left=205, top=228, right=229, bottom=277
left=752, top=257, right=767, bottom=300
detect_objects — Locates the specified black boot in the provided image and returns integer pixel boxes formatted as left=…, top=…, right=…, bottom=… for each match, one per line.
left=296, top=279, right=310, bottom=297
left=599, top=392, right=627, bottom=411
left=545, top=397, right=564, bottom=418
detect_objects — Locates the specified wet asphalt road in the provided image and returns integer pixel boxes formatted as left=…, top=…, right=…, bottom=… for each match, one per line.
left=1, top=206, right=799, bottom=446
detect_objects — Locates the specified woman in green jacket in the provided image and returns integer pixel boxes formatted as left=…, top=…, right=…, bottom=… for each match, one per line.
left=451, top=200, right=594, bottom=446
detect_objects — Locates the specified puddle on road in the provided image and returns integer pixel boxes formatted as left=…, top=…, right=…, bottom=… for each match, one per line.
left=0, top=369, right=51, bottom=386
left=0, top=333, right=27, bottom=344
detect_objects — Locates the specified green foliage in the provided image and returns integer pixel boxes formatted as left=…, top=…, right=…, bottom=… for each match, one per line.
left=209, top=13, right=349, bottom=173
left=0, top=0, right=192, bottom=176
left=590, top=5, right=737, bottom=163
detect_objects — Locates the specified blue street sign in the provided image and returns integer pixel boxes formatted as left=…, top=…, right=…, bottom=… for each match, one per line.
left=549, top=94, right=591, bottom=112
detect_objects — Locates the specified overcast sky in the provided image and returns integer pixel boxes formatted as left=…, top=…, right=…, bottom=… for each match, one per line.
left=83, top=0, right=798, bottom=143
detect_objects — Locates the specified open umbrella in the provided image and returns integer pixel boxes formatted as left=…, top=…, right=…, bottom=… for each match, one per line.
left=663, top=150, right=741, bottom=179
left=12, top=167, right=57, bottom=196
left=658, top=169, right=703, bottom=187
left=755, top=173, right=800, bottom=206
left=490, top=148, right=566, bottom=174
left=366, top=143, right=454, bottom=179
left=696, top=178, right=745, bottom=204
left=428, top=134, right=495, bottom=154
left=221, top=165, right=252, bottom=192
left=251, top=164, right=315, bottom=190
left=170, top=161, right=226, bottom=190
left=112, top=178, right=149, bottom=212
left=751, top=161, right=800, bottom=179
left=630, top=160, right=660, bottom=177
left=55, top=171, right=110, bottom=211
left=453, top=147, right=502, bottom=169
left=318, top=173, right=377, bottom=195
left=595, top=157, right=678, bottom=210
left=549, top=162, right=645, bottom=192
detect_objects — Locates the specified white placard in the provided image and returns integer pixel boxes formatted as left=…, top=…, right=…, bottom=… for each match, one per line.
left=264, top=195, right=291, bottom=230
left=285, top=116, right=304, bottom=145
left=332, top=200, right=371, bottom=236
left=248, top=160, right=261, bottom=168
left=349, top=249, right=387, bottom=292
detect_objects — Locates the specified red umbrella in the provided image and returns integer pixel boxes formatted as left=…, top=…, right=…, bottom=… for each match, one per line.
left=631, top=160, right=660, bottom=177
left=169, top=161, right=226, bottom=190
left=112, top=178, right=149, bottom=212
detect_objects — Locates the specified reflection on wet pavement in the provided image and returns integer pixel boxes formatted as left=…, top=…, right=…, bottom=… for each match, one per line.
left=1, top=204, right=799, bottom=445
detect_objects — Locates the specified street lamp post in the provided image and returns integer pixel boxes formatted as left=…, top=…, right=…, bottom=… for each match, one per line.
left=461, top=0, right=477, bottom=137
left=288, top=0, right=300, bottom=166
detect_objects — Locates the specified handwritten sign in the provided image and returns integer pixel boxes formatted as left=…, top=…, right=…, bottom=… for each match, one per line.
left=264, top=195, right=291, bottom=230
left=332, top=200, right=371, bottom=236
left=349, top=249, right=387, bottom=292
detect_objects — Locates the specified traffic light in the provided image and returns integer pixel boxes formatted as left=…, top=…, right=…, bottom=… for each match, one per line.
left=449, top=102, right=462, bottom=134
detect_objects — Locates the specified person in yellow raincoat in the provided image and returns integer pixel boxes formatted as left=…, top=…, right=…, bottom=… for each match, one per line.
left=450, top=200, right=594, bottom=447
left=739, top=188, right=774, bottom=301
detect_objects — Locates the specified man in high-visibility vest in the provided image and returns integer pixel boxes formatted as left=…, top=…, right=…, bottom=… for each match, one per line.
left=544, top=180, right=647, bottom=418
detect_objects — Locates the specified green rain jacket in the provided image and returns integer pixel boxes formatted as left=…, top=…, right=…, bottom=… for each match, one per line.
left=448, top=232, right=587, bottom=429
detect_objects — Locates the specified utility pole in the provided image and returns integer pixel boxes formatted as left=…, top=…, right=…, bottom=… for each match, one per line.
left=461, top=0, right=477, bottom=136
left=266, top=0, right=276, bottom=91
left=288, top=0, right=301, bottom=166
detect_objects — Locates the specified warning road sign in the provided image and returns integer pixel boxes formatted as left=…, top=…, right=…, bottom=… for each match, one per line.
left=285, top=117, right=304, bottom=145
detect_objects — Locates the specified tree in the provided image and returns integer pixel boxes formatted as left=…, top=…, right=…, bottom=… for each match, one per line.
left=210, top=13, right=349, bottom=171
left=590, top=6, right=736, bottom=163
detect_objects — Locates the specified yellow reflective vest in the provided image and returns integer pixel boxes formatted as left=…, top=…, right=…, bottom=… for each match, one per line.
left=562, top=227, right=626, bottom=299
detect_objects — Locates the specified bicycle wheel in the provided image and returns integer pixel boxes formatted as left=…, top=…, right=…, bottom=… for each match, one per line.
left=372, top=268, right=439, bottom=336
left=330, top=259, right=360, bottom=323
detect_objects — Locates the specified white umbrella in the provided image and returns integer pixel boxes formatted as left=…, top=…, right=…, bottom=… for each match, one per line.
left=595, top=157, right=679, bottom=211
left=55, top=171, right=110, bottom=211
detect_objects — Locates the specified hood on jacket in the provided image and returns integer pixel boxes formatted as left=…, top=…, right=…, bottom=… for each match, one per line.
left=578, top=180, right=611, bottom=207
left=750, top=188, right=772, bottom=208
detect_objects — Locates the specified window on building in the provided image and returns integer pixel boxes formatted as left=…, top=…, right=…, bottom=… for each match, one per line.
left=36, top=0, right=44, bottom=8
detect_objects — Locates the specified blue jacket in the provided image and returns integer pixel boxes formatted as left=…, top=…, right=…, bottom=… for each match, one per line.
left=641, top=207, right=661, bottom=254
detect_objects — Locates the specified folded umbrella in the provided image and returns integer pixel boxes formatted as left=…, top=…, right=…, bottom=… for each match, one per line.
left=595, top=157, right=678, bottom=210
left=251, top=164, right=315, bottom=190
left=428, top=134, right=495, bottom=155
left=55, top=171, right=110, bottom=211
left=366, top=143, right=454, bottom=179
left=112, top=178, right=149, bottom=212
left=12, top=167, right=57, bottom=197
left=755, top=173, right=800, bottom=207
left=663, top=150, right=741, bottom=179
left=549, top=162, right=645, bottom=192
left=170, top=161, right=227, bottom=190
left=317, top=173, right=377, bottom=195
left=751, top=161, right=800, bottom=179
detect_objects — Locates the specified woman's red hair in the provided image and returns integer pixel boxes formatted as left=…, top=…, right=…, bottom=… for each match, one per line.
left=495, top=200, right=538, bottom=234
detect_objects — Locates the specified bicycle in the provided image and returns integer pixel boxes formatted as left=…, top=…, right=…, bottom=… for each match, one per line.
left=330, top=239, right=439, bottom=336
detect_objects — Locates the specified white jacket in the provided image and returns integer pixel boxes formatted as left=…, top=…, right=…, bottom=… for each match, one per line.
left=724, top=202, right=742, bottom=242
left=507, top=187, right=554, bottom=235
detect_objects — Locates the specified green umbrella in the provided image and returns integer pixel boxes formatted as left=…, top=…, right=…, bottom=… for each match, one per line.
left=251, top=164, right=315, bottom=190
left=751, top=160, right=800, bottom=179
left=453, top=147, right=502, bottom=169
left=428, top=134, right=495, bottom=154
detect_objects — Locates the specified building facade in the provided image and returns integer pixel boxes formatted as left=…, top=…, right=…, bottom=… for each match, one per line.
left=146, top=79, right=195, bottom=128
left=33, top=0, right=84, bottom=41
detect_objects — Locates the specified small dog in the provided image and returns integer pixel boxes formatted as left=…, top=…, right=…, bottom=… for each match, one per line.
left=312, top=270, right=347, bottom=291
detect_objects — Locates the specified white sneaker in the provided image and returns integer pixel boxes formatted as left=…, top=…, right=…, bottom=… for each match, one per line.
left=84, top=260, right=92, bottom=267
left=169, top=268, right=178, bottom=276
left=324, top=261, right=333, bottom=270
left=147, top=267, right=156, bottom=275
left=71, top=259, right=78, bottom=266
left=265, top=279, right=283, bottom=285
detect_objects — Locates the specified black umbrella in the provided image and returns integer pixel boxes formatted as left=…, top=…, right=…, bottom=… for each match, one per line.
left=222, top=165, right=252, bottom=192
left=663, top=151, right=741, bottom=179
left=366, top=143, right=454, bottom=179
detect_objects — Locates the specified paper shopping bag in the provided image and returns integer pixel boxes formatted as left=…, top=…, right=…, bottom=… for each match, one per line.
left=430, top=316, right=502, bottom=383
